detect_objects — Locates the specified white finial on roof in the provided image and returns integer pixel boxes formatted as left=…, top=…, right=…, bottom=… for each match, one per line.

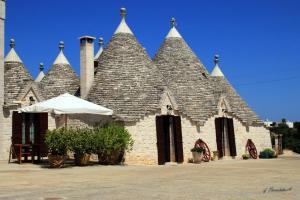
left=211, top=54, right=225, bottom=77
left=166, top=17, right=182, bottom=38
left=4, top=39, right=23, bottom=63
left=114, top=7, right=133, bottom=35
left=94, top=37, right=104, bottom=60
left=35, top=62, right=45, bottom=82
left=53, top=41, right=70, bottom=65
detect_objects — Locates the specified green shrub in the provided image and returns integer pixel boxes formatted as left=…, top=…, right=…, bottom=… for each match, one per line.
left=69, top=128, right=95, bottom=155
left=259, top=148, right=276, bottom=159
left=94, top=123, right=134, bottom=155
left=191, top=146, right=206, bottom=154
left=45, top=128, right=70, bottom=155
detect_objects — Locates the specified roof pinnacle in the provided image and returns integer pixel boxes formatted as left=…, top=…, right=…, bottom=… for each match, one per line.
left=10, top=39, right=15, bottom=48
left=214, top=54, right=219, bottom=64
left=59, top=41, right=64, bottom=51
left=171, top=17, right=176, bottom=28
left=39, top=63, right=44, bottom=71
left=120, top=7, right=126, bottom=19
left=99, top=37, right=104, bottom=47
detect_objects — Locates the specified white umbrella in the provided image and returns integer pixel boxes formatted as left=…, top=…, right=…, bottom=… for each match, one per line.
left=20, top=93, right=113, bottom=127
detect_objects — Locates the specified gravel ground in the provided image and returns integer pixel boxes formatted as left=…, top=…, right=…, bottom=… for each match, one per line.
left=0, top=155, right=299, bottom=200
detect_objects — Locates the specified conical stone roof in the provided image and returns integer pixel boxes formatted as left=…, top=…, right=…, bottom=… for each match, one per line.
left=41, top=42, right=79, bottom=99
left=153, top=19, right=217, bottom=125
left=210, top=55, right=263, bottom=125
left=4, top=39, right=33, bottom=103
left=87, top=8, right=165, bottom=122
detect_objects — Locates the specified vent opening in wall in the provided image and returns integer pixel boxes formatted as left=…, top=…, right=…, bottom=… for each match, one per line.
left=202, top=73, right=207, bottom=79
left=246, top=126, right=250, bottom=132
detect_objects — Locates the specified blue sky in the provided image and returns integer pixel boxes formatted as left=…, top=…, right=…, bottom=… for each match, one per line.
left=4, top=0, right=300, bottom=122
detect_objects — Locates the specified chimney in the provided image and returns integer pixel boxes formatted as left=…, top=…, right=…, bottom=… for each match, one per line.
left=79, top=36, right=95, bottom=98
left=0, top=0, right=6, bottom=105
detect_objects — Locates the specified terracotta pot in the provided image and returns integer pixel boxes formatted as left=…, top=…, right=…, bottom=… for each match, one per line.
left=48, top=154, right=65, bottom=168
left=98, top=150, right=124, bottom=165
left=192, top=152, right=204, bottom=163
left=74, top=153, right=91, bottom=166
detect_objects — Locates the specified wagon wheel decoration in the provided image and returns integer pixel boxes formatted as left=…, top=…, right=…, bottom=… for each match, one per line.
left=194, top=139, right=211, bottom=162
left=246, top=139, right=258, bottom=159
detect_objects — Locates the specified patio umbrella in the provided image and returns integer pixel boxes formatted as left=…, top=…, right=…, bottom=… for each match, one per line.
left=20, top=93, right=113, bottom=127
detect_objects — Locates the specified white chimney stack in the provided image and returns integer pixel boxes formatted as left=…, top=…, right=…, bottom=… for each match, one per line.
left=79, top=36, right=95, bottom=98
left=0, top=0, right=6, bottom=105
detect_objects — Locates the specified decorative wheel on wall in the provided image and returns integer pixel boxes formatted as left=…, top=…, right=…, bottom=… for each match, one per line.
left=246, top=139, right=258, bottom=159
left=194, top=139, right=211, bottom=162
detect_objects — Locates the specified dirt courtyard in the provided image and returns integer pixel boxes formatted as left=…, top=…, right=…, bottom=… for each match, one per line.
left=0, top=155, right=299, bottom=200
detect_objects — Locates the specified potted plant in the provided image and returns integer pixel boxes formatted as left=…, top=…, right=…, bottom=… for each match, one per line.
left=69, top=128, right=94, bottom=166
left=259, top=148, right=277, bottom=159
left=94, top=124, right=134, bottom=165
left=212, top=151, right=219, bottom=161
left=191, top=146, right=206, bottom=163
left=242, top=153, right=250, bottom=160
left=45, top=128, right=69, bottom=168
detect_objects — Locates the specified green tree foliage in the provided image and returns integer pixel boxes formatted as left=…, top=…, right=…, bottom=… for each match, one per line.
left=270, top=121, right=300, bottom=153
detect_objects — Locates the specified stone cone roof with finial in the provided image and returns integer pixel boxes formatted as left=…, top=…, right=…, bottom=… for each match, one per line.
left=4, top=39, right=34, bottom=103
left=87, top=8, right=165, bottom=122
left=35, top=63, right=45, bottom=82
left=153, top=18, right=217, bottom=125
left=210, top=55, right=263, bottom=125
left=40, top=41, right=79, bottom=99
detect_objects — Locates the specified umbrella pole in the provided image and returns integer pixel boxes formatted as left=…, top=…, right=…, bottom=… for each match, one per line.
left=64, top=114, right=68, bottom=129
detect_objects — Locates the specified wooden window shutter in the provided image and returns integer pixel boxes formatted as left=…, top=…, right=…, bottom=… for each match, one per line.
left=12, top=111, right=23, bottom=144
left=227, top=118, right=237, bottom=156
left=156, top=116, right=166, bottom=165
left=36, top=113, right=49, bottom=157
left=173, top=116, right=184, bottom=163
left=215, top=118, right=223, bottom=158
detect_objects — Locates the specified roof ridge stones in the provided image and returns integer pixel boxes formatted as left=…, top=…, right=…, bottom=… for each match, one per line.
left=4, top=39, right=34, bottom=103
left=153, top=18, right=217, bottom=125
left=40, top=41, right=79, bottom=99
left=87, top=8, right=165, bottom=122
left=210, top=55, right=263, bottom=125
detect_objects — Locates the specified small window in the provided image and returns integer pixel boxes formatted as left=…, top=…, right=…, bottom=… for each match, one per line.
left=246, top=126, right=250, bottom=132
left=202, top=73, right=207, bottom=79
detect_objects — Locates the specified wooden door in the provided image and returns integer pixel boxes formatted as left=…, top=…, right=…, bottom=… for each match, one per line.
left=173, top=116, right=183, bottom=163
left=227, top=118, right=237, bottom=156
left=156, top=116, right=166, bottom=165
left=215, top=117, right=224, bottom=158
left=35, top=113, right=48, bottom=157
left=12, top=111, right=23, bottom=145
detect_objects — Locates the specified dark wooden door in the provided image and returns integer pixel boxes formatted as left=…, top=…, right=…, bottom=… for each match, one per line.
left=215, top=117, right=224, bottom=158
left=173, top=116, right=184, bottom=163
left=227, top=118, right=237, bottom=156
left=35, top=113, right=48, bottom=157
left=12, top=111, right=23, bottom=145
left=156, top=116, right=166, bottom=165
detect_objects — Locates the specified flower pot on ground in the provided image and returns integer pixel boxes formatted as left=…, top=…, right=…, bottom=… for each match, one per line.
left=69, top=128, right=94, bottom=166
left=94, top=123, right=133, bottom=165
left=74, top=153, right=91, bottom=166
left=212, top=151, right=219, bottom=161
left=242, top=153, right=250, bottom=160
left=191, top=146, right=206, bottom=163
left=45, top=128, right=70, bottom=168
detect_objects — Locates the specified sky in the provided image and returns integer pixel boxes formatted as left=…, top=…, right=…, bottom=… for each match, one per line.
left=4, top=0, right=300, bottom=122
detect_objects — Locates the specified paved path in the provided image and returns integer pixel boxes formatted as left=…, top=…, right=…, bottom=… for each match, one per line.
left=0, top=155, right=299, bottom=200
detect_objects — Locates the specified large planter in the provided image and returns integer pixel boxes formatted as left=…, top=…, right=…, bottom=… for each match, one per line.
left=192, top=152, right=204, bottom=163
left=98, top=150, right=124, bottom=165
left=48, top=154, right=65, bottom=168
left=74, top=153, right=91, bottom=166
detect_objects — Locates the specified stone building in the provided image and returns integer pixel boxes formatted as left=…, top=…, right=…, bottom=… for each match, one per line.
left=0, top=4, right=271, bottom=164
